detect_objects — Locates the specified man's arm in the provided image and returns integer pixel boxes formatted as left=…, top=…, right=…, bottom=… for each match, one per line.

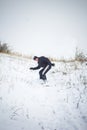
left=30, top=65, right=40, bottom=70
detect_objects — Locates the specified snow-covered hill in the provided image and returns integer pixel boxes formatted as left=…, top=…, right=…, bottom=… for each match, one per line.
left=0, top=53, right=87, bottom=130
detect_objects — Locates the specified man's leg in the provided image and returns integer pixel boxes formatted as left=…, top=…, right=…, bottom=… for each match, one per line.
left=39, top=68, right=44, bottom=79
left=39, top=68, right=47, bottom=80
left=42, top=65, right=51, bottom=80
left=43, top=65, right=51, bottom=75
left=42, top=74, right=47, bottom=80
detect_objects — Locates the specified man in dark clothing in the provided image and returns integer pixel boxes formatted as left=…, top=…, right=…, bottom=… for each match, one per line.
left=30, top=56, right=55, bottom=80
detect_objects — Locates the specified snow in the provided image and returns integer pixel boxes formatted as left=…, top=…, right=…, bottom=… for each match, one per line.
left=0, top=53, right=87, bottom=130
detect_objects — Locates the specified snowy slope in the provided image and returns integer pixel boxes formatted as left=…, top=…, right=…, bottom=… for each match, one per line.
left=0, top=53, right=87, bottom=130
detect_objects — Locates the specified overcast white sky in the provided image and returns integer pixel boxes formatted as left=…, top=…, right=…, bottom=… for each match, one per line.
left=0, top=0, right=87, bottom=58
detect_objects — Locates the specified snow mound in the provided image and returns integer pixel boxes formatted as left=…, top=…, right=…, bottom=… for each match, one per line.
left=0, top=53, right=87, bottom=130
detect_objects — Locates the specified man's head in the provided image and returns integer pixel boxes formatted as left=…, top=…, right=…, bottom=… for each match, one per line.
left=33, top=56, right=38, bottom=61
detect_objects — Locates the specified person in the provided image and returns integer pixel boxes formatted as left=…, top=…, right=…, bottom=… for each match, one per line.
left=30, top=56, right=55, bottom=80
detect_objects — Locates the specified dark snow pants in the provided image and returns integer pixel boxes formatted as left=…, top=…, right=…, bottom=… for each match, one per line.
left=39, top=65, right=51, bottom=80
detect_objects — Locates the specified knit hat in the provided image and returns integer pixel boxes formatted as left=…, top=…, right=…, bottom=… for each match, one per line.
left=33, top=56, right=38, bottom=60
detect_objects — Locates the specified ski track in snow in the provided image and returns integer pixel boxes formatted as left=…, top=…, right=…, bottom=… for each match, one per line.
left=0, top=53, right=87, bottom=130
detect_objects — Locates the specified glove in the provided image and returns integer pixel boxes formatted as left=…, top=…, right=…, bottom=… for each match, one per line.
left=51, top=63, right=55, bottom=66
left=30, top=67, right=34, bottom=70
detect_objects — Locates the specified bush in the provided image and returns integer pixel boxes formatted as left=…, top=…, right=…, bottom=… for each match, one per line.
left=0, top=42, right=11, bottom=53
left=75, top=47, right=87, bottom=61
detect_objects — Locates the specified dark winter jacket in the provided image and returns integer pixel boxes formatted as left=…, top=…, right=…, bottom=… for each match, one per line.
left=33, top=56, right=55, bottom=70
